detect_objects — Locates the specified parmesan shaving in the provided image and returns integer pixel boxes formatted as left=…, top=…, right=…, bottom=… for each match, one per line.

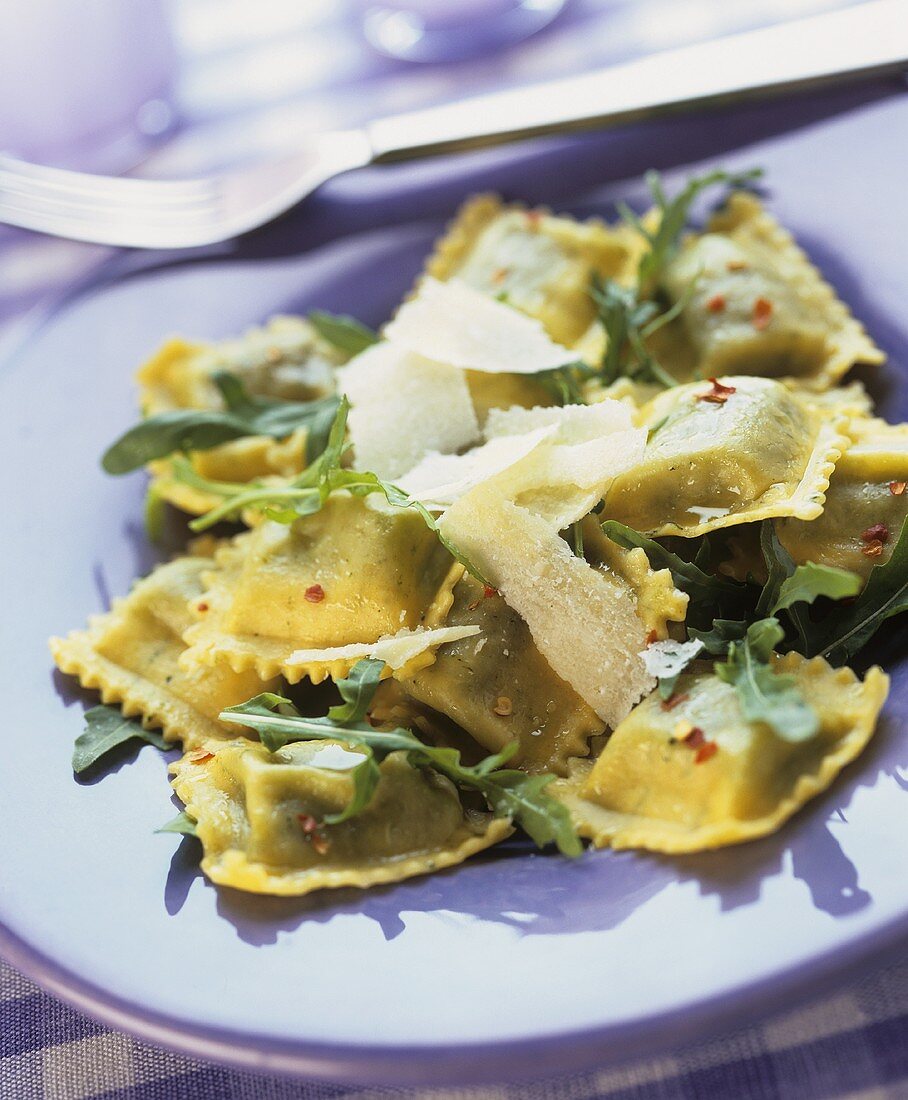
left=385, top=277, right=577, bottom=374
left=493, top=429, right=646, bottom=530
left=287, top=625, right=481, bottom=670
left=439, top=493, right=654, bottom=726
left=687, top=506, right=730, bottom=521
left=485, top=400, right=634, bottom=442
left=397, top=426, right=556, bottom=509
left=641, top=639, right=705, bottom=680
left=337, top=343, right=479, bottom=479
left=278, top=743, right=365, bottom=771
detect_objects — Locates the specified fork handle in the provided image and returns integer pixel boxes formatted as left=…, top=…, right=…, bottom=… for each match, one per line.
left=367, top=0, right=908, bottom=163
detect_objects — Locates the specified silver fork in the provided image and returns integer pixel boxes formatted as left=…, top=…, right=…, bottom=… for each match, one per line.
left=2, top=0, right=906, bottom=250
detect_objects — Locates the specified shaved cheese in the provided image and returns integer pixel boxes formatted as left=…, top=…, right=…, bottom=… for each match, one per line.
left=337, top=343, right=479, bottom=479
left=287, top=625, right=481, bottom=671
left=493, top=429, right=646, bottom=530
left=440, top=493, right=654, bottom=726
left=485, top=400, right=634, bottom=443
left=281, top=743, right=365, bottom=771
left=385, top=277, right=576, bottom=375
left=397, top=426, right=556, bottom=509
left=641, top=639, right=704, bottom=680
left=687, top=506, right=730, bottom=521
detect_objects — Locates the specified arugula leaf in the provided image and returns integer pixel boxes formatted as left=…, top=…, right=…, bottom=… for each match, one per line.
left=774, top=564, right=862, bottom=613
left=812, top=515, right=908, bottom=664
left=144, top=483, right=167, bottom=544
left=156, top=811, right=198, bottom=837
left=714, top=618, right=818, bottom=742
left=178, top=399, right=490, bottom=583
left=757, top=520, right=863, bottom=649
left=618, top=167, right=764, bottom=286
left=536, top=362, right=596, bottom=406
left=308, top=310, right=378, bottom=356
left=328, top=657, right=385, bottom=722
left=755, top=520, right=791, bottom=618
left=72, top=705, right=169, bottom=774
left=588, top=276, right=678, bottom=389
left=221, top=662, right=580, bottom=856
left=102, top=372, right=340, bottom=474
left=688, top=618, right=748, bottom=657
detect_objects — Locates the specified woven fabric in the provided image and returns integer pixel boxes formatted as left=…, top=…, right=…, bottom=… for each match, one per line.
left=2, top=955, right=907, bottom=1099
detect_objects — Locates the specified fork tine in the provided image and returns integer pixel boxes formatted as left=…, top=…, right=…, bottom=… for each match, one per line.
left=0, top=154, right=227, bottom=247
left=0, top=191, right=222, bottom=230
left=0, top=155, right=215, bottom=202
left=0, top=183, right=225, bottom=249
left=0, top=161, right=218, bottom=214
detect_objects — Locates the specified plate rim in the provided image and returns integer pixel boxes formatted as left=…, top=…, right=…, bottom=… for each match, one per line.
left=3, top=138, right=907, bottom=1086
left=2, top=880, right=906, bottom=1086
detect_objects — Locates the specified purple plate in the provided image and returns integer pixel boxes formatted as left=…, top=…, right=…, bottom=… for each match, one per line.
left=1, top=86, right=906, bottom=1086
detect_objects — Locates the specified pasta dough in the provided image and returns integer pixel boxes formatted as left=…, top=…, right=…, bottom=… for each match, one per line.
left=402, top=570, right=605, bottom=774
left=180, top=494, right=455, bottom=683
left=552, top=654, right=888, bottom=853
left=602, top=376, right=850, bottom=536
left=776, top=417, right=908, bottom=579
left=172, top=738, right=512, bottom=896
left=50, top=557, right=276, bottom=749
left=139, top=317, right=343, bottom=513
left=660, top=193, right=884, bottom=388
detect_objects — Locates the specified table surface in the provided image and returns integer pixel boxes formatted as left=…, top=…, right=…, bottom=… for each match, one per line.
left=1, top=1, right=906, bottom=1097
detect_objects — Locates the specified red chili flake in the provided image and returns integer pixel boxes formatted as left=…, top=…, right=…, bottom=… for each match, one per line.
left=861, top=523, right=890, bottom=545
left=706, top=293, right=726, bottom=313
left=890, top=481, right=907, bottom=496
left=699, top=378, right=737, bottom=405
left=304, top=584, right=325, bottom=603
left=686, top=727, right=707, bottom=749
left=694, top=741, right=718, bottom=764
left=862, top=540, right=885, bottom=559
left=196, top=602, right=209, bottom=613
left=645, top=629, right=658, bottom=646
left=661, top=692, right=690, bottom=712
left=188, top=749, right=214, bottom=764
left=298, top=815, right=330, bottom=854
left=726, top=258, right=748, bottom=272
left=525, top=210, right=543, bottom=228
left=752, top=297, right=773, bottom=330
left=311, top=833, right=331, bottom=856
left=483, top=585, right=498, bottom=599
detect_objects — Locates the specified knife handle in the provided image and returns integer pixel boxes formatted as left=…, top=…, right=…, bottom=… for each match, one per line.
left=367, top=0, right=908, bottom=162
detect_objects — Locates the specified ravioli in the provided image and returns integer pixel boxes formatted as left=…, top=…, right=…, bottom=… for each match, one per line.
left=50, top=557, right=276, bottom=749
left=401, top=569, right=604, bottom=774
left=171, top=738, right=512, bottom=896
left=180, top=494, right=455, bottom=683
left=776, top=417, right=908, bottom=579
left=422, top=194, right=642, bottom=414
left=552, top=654, right=888, bottom=853
left=139, top=317, right=344, bottom=514
left=659, top=193, right=884, bottom=388
left=426, top=195, right=640, bottom=348
left=52, top=174, right=903, bottom=898
left=602, top=376, right=850, bottom=536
